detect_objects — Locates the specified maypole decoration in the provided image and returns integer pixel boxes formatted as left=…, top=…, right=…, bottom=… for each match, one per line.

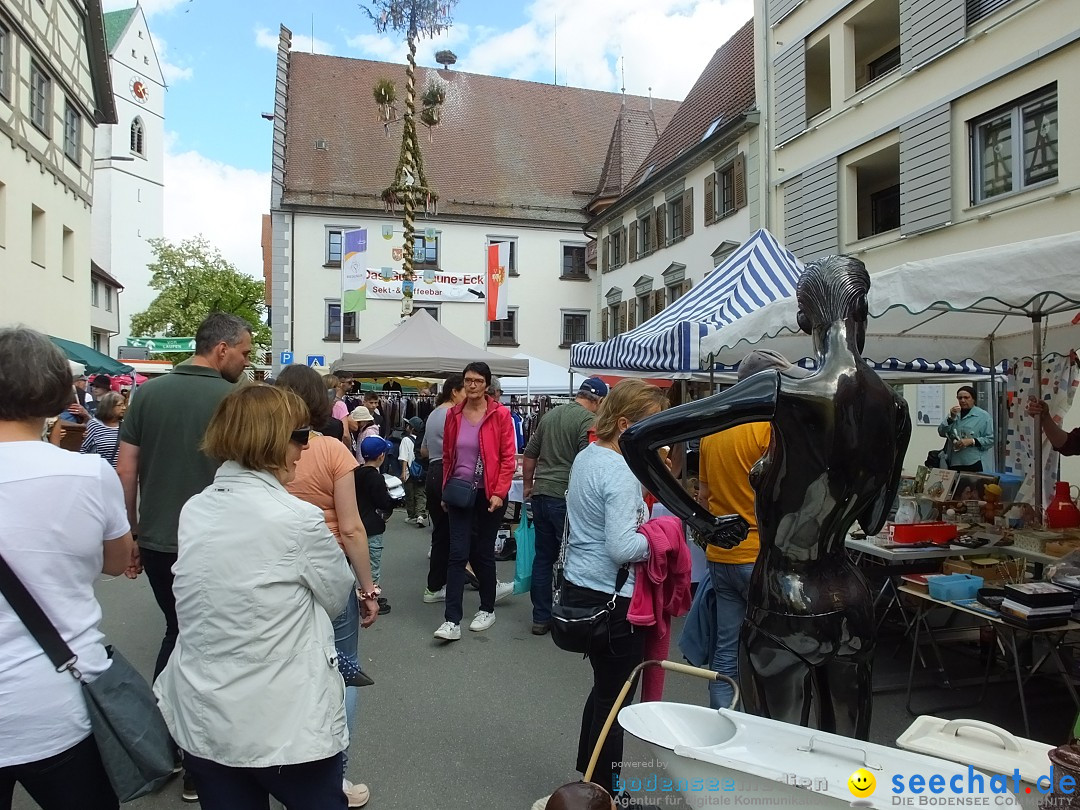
left=363, top=0, right=456, bottom=317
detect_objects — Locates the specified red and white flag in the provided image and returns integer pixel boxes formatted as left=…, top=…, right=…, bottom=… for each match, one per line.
left=486, top=242, right=510, bottom=322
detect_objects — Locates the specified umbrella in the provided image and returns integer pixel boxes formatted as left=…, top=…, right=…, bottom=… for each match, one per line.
left=700, top=231, right=1080, bottom=511
left=49, top=336, right=134, bottom=376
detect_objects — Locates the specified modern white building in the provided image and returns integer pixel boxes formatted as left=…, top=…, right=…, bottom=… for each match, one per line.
left=91, top=5, right=164, bottom=351
left=589, top=20, right=760, bottom=342
left=267, top=27, right=679, bottom=373
left=0, top=0, right=116, bottom=340
left=90, top=261, right=122, bottom=352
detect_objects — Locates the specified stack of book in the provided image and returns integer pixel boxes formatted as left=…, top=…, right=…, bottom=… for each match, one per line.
left=998, top=582, right=1075, bottom=629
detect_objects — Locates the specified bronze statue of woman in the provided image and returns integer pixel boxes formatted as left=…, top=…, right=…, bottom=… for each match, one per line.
left=621, top=255, right=910, bottom=739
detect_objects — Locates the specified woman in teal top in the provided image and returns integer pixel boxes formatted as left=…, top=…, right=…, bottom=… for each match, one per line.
left=938, top=386, right=994, bottom=471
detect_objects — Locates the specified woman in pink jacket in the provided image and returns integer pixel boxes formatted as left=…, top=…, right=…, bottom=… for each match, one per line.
left=433, top=362, right=517, bottom=641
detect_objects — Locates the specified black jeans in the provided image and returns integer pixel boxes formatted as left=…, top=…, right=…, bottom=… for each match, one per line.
left=949, top=461, right=983, bottom=472
left=567, top=582, right=645, bottom=797
left=140, top=546, right=179, bottom=679
left=183, top=750, right=346, bottom=810
left=426, top=461, right=450, bottom=592
left=445, top=488, right=506, bottom=624
left=0, top=735, right=117, bottom=810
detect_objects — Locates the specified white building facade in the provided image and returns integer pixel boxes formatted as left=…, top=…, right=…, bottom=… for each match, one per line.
left=91, top=5, right=164, bottom=351
left=0, top=0, right=115, bottom=340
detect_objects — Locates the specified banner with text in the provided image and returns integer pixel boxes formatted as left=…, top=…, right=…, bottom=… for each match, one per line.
left=366, top=267, right=486, bottom=303
left=342, top=229, right=368, bottom=313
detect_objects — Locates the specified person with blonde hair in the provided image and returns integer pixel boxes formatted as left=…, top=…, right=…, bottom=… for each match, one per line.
left=154, top=384, right=356, bottom=809
left=562, top=379, right=668, bottom=800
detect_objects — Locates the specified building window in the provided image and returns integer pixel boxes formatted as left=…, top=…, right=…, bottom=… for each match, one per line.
left=850, top=141, right=900, bottom=239
left=325, top=302, right=358, bottom=340
left=668, top=198, right=684, bottom=242
left=488, top=308, right=518, bottom=346
left=637, top=211, right=653, bottom=256
left=62, top=227, right=74, bottom=281
left=0, top=24, right=10, bottom=100
left=30, top=62, right=50, bottom=133
left=105, top=286, right=113, bottom=312
left=718, top=163, right=736, bottom=219
left=31, top=205, right=45, bottom=267
left=805, top=36, right=830, bottom=120
left=667, top=283, right=682, bottom=304
left=869, top=185, right=900, bottom=237
left=971, top=87, right=1057, bottom=204
left=64, top=101, right=81, bottom=164
left=487, top=237, right=517, bottom=276
left=850, top=0, right=900, bottom=91
left=414, top=233, right=439, bottom=268
left=325, top=228, right=343, bottom=266
left=91, top=331, right=105, bottom=354
left=413, top=304, right=439, bottom=322
left=130, top=117, right=144, bottom=155
left=560, top=311, right=588, bottom=347
left=610, top=228, right=624, bottom=268
left=91, top=279, right=100, bottom=307
left=561, top=244, right=587, bottom=279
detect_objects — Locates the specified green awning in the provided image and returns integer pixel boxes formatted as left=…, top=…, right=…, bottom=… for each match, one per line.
left=49, top=336, right=134, bottom=376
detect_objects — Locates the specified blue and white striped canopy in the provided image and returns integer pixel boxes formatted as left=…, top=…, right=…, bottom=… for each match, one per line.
left=571, top=229, right=804, bottom=374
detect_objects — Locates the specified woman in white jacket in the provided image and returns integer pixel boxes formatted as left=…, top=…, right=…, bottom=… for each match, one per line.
left=154, top=385, right=356, bottom=809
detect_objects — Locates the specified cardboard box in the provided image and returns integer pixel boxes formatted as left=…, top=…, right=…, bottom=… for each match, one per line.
left=942, top=556, right=1025, bottom=585
left=1046, top=539, right=1080, bottom=558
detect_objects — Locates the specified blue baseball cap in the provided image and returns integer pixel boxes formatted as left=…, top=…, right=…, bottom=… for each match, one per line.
left=360, top=436, right=393, bottom=461
left=578, top=376, right=609, bottom=398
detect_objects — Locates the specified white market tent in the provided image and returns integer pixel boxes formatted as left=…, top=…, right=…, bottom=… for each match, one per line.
left=330, top=309, right=530, bottom=378
left=500, top=353, right=585, bottom=396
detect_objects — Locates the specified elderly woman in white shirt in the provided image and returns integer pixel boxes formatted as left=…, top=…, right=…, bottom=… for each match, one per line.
left=153, top=384, right=356, bottom=810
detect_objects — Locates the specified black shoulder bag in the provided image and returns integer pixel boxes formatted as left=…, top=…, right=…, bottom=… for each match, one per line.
left=550, top=489, right=630, bottom=656
left=0, top=551, right=175, bottom=802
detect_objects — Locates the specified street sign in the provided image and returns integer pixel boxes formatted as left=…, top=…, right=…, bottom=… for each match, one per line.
left=307, top=355, right=326, bottom=369
left=280, top=351, right=294, bottom=365
left=128, top=336, right=196, bottom=352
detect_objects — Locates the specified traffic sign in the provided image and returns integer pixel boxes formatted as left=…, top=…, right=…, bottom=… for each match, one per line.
left=280, top=351, right=294, bottom=365
left=307, top=355, right=326, bottom=369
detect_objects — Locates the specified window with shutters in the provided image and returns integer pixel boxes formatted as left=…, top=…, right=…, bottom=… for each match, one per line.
left=971, top=86, right=1057, bottom=204
left=652, top=287, right=667, bottom=315
left=806, top=37, right=831, bottom=120
left=488, top=308, right=518, bottom=346
left=487, top=236, right=518, bottom=276
left=30, top=61, right=50, bottom=134
left=610, top=228, right=625, bottom=268
left=705, top=155, right=746, bottom=225
left=850, top=141, right=900, bottom=239
left=967, top=0, right=1018, bottom=25
left=561, top=243, right=588, bottom=279
left=637, top=212, right=653, bottom=257
left=668, top=198, right=684, bottom=242
left=560, top=311, right=588, bottom=347
left=849, top=0, right=900, bottom=92
left=637, top=293, right=652, bottom=325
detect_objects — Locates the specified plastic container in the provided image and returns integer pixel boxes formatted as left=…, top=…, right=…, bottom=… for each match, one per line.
left=927, top=573, right=984, bottom=601
left=890, top=521, right=958, bottom=544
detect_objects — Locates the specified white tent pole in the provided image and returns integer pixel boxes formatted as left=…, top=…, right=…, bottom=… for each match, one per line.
left=989, top=339, right=1001, bottom=473
left=1033, top=315, right=1044, bottom=523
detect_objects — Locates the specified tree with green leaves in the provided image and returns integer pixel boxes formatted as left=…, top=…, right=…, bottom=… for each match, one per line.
left=130, top=237, right=270, bottom=361
left=362, top=0, right=457, bottom=316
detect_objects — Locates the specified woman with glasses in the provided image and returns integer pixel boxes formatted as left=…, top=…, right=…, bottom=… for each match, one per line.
left=154, top=384, right=357, bottom=809
left=563, top=379, right=668, bottom=801
left=79, top=391, right=126, bottom=468
left=275, top=366, right=377, bottom=808
left=434, top=362, right=517, bottom=641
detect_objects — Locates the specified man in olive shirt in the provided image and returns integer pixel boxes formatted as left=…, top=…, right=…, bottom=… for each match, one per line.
left=522, top=376, right=607, bottom=635
left=116, top=313, right=252, bottom=679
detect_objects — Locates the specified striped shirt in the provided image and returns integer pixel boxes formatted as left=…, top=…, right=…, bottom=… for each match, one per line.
left=79, top=419, right=120, bottom=468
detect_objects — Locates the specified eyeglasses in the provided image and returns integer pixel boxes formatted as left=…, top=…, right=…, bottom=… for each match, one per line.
left=463, top=378, right=487, bottom=387
left=290, top=426, right=312, bottom=445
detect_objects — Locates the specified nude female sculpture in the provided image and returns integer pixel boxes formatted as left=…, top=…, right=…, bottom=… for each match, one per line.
left=621, top=255, right=910, bottom=739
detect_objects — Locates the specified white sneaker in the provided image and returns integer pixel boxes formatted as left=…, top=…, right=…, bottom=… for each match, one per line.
left=342, top=779, right=370, bottom=808
left=495, top=580, right=514, bottom=603
left=469, top=610, right=496, bottom=632
left=423, top=586, right=446, bottom=603
left=433, top=621, right=461, bottom=640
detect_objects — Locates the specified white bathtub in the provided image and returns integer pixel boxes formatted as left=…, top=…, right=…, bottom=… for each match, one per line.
left=619, top=702, right=1027, bottom=809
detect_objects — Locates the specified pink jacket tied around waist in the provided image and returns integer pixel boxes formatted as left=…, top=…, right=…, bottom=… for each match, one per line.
left=628, top=515, right=692, bottom=701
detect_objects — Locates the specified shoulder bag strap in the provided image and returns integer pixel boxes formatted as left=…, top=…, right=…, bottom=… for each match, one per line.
left=554, top=475, right=629, bottom=599
left=0, top=551, right=82, bottom=677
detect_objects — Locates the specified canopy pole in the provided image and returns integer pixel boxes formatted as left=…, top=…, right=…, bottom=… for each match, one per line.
left=989, top=340, right=1002, bottom=474
left=1033, top=315, right=1044, bottom=523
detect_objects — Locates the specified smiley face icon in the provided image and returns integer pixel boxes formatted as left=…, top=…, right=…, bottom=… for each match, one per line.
left=848, top=768, right=876, bottom=798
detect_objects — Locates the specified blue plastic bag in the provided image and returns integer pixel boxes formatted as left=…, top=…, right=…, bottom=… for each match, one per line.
left=513, top=512, right=535, bottom=595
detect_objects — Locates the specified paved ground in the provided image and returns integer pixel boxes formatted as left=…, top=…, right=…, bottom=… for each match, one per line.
left=13, top=520, right=1078, bottom=810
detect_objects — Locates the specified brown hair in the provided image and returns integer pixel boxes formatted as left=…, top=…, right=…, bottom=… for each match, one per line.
left=202, top=384, right=306, bottom=473
left=593, top=379, right=668, bottom=442
left=95, top=391, right=126, bottom=423
left=276, top=364, right=330, bottom=427
left=0, top=327, right=73, bottom=421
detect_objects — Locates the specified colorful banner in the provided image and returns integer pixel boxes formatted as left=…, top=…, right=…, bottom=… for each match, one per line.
left=366, top=267, right=485, bottom=303
left=128, top=336, right=195, bottom=352
left=342, top=229, right=368, bottom=313
left=486, top=242, right=510, bottom=322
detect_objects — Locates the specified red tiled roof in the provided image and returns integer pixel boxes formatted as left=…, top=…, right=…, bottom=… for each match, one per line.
left=624, top=19, right=756, bottom=190
left=592, top=106, right=666, bottom=205
left=282, top=54, right=680, bottom=224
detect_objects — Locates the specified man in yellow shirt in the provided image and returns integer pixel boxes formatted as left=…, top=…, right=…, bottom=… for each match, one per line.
left=697, top=350, right=808, bottom=708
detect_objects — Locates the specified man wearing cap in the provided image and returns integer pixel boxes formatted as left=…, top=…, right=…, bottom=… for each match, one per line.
left=695, top=350, right=807, bottom=709
left=398, top=416, right=428, bottom=527
left=522, top=376, right=608, bottom=635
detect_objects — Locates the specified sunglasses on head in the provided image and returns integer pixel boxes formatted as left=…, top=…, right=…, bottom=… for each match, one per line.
left=290, top=426, right=312, bottom=445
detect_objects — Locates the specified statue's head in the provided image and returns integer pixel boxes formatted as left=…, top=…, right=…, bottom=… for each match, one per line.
left=795, top=255, right=870, bottom=347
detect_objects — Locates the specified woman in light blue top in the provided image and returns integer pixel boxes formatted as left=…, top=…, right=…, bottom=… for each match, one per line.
left=563, top=379, right=667, bottom=801
left=938, top=385, right=994, bottom=471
